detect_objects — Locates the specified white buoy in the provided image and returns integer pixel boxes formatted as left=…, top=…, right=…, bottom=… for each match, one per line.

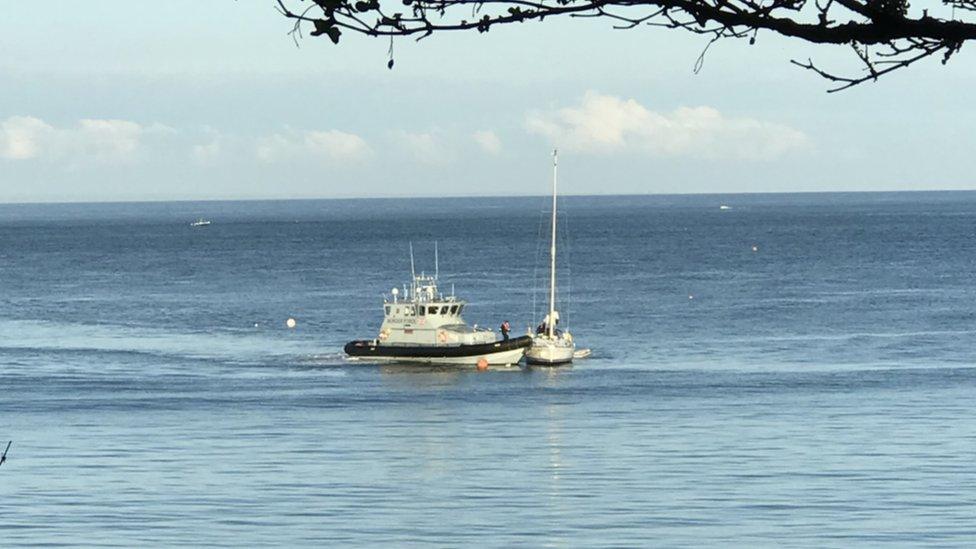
left=286, top=318, right=297, bottom=329
left=752, top=245, right=759, bottom=252
left=688, top=294, right=694, bottom=300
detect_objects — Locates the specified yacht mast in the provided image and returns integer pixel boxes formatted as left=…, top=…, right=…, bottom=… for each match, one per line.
left=548, top=149, right=558, bottom=338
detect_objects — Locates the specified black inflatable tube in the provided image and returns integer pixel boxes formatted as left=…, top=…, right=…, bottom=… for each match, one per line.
left=344, top=335, right=533, bottom=358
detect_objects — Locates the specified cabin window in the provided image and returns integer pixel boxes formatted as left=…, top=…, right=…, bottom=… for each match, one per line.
left=406, top=305, right=415, bottom=316
left=419, top=306, right=425, bottom=316
left=456, top=305, right=464, bottom=315
left=450, top=305, right=458, bottom=315
left=428, top=306, right=438, bottom=315
left=440, top=306, right=449, bottom=314
left=385, top=306, right=391, bottom=315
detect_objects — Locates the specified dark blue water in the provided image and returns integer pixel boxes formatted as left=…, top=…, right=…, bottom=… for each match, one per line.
left=2, top=192, right=976, bottom=546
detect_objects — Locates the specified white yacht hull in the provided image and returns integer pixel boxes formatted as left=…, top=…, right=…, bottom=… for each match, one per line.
left=525, top=338, right=575, bottom=366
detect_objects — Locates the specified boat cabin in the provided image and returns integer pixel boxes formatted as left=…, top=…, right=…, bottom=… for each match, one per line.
left=377, top=273, right=496, bottom=346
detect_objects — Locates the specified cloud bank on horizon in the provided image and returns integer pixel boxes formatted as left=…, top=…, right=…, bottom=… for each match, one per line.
left=255, top=129, right=372, bottom=164
left=0, top=92, right=807, bottom=170
left=0, top=116, right=174, bottom=164
left=526, top=92, right=809, bottom=161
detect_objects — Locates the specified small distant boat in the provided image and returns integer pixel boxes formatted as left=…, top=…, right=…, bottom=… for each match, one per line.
left=525, top=150, right=577, bottom=366
left=719, top=204, right=732, bottom=210
left=190, top=218, right=212, bottom=227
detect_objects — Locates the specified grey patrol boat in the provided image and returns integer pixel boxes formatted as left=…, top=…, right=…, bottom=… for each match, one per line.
left=344, top=248, right=532, bottom=365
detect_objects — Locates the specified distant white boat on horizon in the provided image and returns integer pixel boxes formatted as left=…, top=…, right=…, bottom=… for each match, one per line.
left=190, top=218, right=212, bottom=227
left=719, top=204, right=732, bottom=210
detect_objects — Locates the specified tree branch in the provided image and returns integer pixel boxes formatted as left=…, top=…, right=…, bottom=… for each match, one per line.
left=276, top=0, right=975, bottom=90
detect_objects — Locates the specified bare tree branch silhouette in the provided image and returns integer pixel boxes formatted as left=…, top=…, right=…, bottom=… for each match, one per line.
left=275, top=0, right=974, bottom=91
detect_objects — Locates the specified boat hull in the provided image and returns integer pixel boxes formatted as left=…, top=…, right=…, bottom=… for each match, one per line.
left=525, top=339, right=575, bottom=366
left=344, top=335, right=532, bottom=365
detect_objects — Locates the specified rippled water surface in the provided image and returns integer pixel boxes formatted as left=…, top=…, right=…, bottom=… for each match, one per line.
left=2, top=193, right=976, bottom=546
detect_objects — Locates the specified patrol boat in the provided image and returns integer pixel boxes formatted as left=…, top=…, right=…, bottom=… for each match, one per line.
left=344, top=248, right=532, bottom=365
left=526, top=150, right=576, bottom=366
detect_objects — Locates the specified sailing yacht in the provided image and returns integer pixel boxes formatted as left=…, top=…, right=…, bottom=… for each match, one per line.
left=525, top=150, right=576, bottom=366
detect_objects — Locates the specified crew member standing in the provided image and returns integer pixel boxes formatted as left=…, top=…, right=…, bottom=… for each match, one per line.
left=500, top=320, right=511, bottom=341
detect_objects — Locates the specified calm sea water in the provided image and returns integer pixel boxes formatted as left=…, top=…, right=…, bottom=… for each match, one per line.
left=2, top=192, right=976, bottom=546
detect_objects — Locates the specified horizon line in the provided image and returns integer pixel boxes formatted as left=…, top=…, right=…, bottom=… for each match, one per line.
left=2, top=187, right=975, bottom=206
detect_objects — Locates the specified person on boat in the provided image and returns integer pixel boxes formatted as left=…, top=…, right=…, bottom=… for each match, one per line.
left=500, top=320, right=511, bottom=341
left=536, top=312, right=561, bottom=336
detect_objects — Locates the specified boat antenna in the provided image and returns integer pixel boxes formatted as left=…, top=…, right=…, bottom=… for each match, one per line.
left=409, top=242, right=416, bottom=279
left=548, top=148, right=558, bottom=339
left=434, top=241, right=439, bottom=280
left=409, top=242, right=417, bottom=300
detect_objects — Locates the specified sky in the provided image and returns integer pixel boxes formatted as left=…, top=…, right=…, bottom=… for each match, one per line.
left=1, top=1, right=975, bottom=202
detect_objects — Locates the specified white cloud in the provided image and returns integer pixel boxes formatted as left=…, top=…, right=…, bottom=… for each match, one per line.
left=255, top=133, right=290, bottom=163
left=304, top=130, right=370, bottom=159
left=256, top=128, right=370, bottom=163
left=193, top=139, right=222, bottom=163
left=0, top=115, right=170, bottom=163
left=391, top=130, right=449, bottom=165
left=472, top=130, right=502, bottom=155
left=525, top=91, right=809, bottom=161
left=77, top=119, right=144, bottom=161
left=0, top=116, right=54, bottom=160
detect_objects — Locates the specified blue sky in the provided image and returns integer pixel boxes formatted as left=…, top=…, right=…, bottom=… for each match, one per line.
left=1, top=1, right=975, bottom=202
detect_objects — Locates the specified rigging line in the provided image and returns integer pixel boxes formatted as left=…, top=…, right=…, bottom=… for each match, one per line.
left=561, top=192, right=572, bottom=329
left=556, top=192, right=570, bottom=329
left=532, top=191, right=548, bottom=326
left=532, top=199, right=549, bottom=323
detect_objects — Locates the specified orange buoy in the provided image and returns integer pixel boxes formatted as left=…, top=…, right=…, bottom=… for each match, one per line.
left=476, top=358, right=489, bottom=371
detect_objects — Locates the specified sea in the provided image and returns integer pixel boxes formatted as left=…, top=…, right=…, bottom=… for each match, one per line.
left=1, top=192, right=975, bottom=546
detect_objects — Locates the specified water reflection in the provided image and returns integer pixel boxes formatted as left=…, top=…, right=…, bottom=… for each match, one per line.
left=379, top=362, right=470, bottom=381
left=375, top=362, right=525, bottom=387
